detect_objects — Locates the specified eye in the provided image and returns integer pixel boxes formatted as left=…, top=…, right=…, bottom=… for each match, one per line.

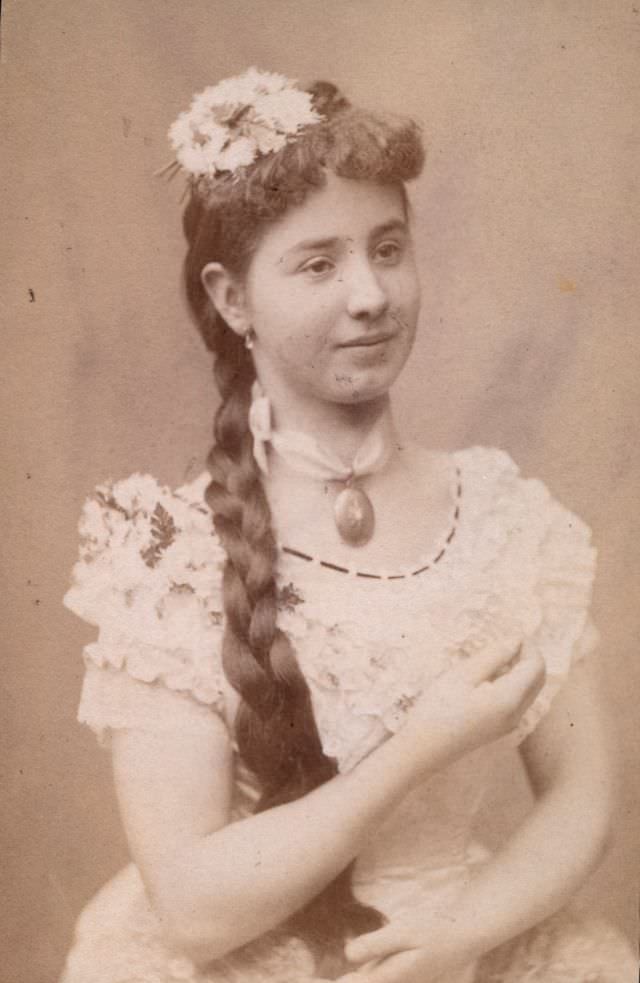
left=299, top=257, right=335, bottom=278
left=374, top=239, right=404, bottom=264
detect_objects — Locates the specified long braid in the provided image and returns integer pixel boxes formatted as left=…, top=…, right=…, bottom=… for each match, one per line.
left=179, top=77, right=425, bottom=951
left=203, top=318, right=383, bottom=948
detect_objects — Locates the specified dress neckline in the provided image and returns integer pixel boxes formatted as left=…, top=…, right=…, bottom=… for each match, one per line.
left=277, top=456, right=463, bottom=581
left=179, top=450, right=465, bottom=582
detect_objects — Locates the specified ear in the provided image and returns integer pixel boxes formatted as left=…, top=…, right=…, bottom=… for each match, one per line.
left=200, top=262, right=251, bottom=338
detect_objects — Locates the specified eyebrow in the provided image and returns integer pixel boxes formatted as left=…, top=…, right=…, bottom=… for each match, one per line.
left=283, top=219, right=409, bottom=257
left=370, top=218, right=409, bottom=239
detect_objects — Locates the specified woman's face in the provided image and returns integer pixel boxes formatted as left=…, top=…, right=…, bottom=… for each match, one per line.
left=242, top=172, right=421, bottom=412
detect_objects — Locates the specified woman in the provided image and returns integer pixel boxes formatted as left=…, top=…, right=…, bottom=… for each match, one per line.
left=61, top=69, right=637, bottom=982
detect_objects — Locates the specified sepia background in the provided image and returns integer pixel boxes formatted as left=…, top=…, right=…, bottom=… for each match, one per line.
left=2, top=2, right=638, bottom=981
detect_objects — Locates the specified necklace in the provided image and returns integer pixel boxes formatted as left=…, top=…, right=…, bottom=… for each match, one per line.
left=248, top=382, right=396, bottom=546
left=278, top=461, right=462, bottom=580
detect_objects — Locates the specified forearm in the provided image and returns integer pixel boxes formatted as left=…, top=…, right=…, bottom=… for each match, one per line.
left=121, top=642, right=547, bottom=964
left=160, top=725, right=447, bottom=962
left=457, top=773, right=612, bottom=961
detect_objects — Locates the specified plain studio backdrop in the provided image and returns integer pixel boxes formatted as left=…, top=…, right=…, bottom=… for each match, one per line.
left=2, top=2, right=638, bottom=981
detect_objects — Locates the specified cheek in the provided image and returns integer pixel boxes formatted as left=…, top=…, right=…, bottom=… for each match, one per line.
left=397, top=264, right=421, bottom=311
left=390, top=273, right=421, bottom=343
left=258, top=293, right=335, bottom=351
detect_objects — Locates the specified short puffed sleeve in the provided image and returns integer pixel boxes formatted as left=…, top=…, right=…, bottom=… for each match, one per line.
left=449, top=447, right=600, bottom=747
left=63, top=472, right=229, bottom=747
left=513, top=473, right=599, bottom=744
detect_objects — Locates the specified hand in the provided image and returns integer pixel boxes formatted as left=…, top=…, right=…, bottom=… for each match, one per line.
left=401, top=642, right=546, bottom=775
left=339, top=903, right=478, bottom=983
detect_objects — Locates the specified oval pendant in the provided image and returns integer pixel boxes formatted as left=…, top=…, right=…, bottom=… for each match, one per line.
left=334, top=486, right=375, bottom=546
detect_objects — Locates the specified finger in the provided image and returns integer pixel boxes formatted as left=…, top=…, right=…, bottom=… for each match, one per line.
left=338, top=962, right=384, bottom=982
left=493, top=650, right=546, bottom=709
left=466, top=643, right=523, bottom=686
left=333, top=973, right=370, bottom=982
left=345, top=926, right=408, bottom=964
left=348, top=950, right=421, bottom=983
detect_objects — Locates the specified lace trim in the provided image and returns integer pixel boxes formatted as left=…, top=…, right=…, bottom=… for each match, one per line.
left=477, top=905, right=638, bottom=982
left=77, top=662, right=227, bottom=748
left=66, top=450, right=598, bottom=767
left=277, top=447, right=598, bottom=765
left=82, top=634, right=226, bottom=708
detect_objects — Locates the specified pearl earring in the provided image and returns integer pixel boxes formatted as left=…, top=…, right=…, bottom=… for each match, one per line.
left=244, top=328, right=255, bottom=351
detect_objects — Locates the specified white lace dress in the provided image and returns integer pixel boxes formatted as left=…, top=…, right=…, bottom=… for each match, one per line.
left=60, top=446, right=637, bottom=983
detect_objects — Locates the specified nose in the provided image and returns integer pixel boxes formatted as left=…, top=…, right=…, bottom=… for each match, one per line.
left=345, top=258, right=389, bottom=321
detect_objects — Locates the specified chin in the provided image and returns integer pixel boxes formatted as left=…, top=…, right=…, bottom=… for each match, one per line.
left=329, top=367, right=404, bottom=405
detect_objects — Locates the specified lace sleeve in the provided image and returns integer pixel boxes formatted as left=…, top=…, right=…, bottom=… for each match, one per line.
left=63, top=473, right=229, bottom=747
left=513, top=483, right=599, bottom=744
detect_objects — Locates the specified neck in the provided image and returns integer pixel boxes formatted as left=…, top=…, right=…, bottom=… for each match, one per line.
left=263, top=387, right=395, bottom=466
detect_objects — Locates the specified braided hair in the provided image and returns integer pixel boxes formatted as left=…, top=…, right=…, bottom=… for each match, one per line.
left=181, top=81, right=425, bottom=952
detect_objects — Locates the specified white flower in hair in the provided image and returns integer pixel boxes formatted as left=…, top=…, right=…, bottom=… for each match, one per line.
left=167, top=67, right=323, bottom=179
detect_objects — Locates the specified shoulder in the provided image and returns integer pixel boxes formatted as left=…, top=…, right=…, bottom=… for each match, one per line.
left=452, top=444, right=520, bottom=485
left=64, top=473, right=230, bottom=728
left=397, top=440, right=595, bottom=548
left=64, top=471, right=224, bottom=629
left=447, top=445, right=597, bottom=591
left=452, top=445, right=593, bottom=533
left=74, top=470, right=220, bottom=567
left=399, top=442, right=521, bottom=492
left=440, top=447, right=598, bottom=742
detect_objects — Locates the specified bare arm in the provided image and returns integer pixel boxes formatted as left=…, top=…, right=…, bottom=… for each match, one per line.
left=112, top=712, right=433, bottom=963
left=345, top=653, right=615, bottom=980
left=111, top=644, right=544, bottom=964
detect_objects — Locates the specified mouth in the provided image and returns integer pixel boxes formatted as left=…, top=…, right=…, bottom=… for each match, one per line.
left=339, top=331, right=397, bottom=349
left=338, top=312, right=409, bottom=349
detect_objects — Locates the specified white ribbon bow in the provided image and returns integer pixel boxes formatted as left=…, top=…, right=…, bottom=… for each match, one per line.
left=248, top=380, right=395, bottom=481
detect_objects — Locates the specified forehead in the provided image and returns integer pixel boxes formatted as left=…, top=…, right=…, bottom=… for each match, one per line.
left=254, top=173, right=407, bottom=258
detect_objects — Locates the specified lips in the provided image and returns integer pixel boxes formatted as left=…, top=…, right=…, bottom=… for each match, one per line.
left=339, top=331, right=396, bottom=348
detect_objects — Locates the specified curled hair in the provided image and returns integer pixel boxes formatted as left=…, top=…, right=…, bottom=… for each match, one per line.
left=181, top=80, right=425, bottom=954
